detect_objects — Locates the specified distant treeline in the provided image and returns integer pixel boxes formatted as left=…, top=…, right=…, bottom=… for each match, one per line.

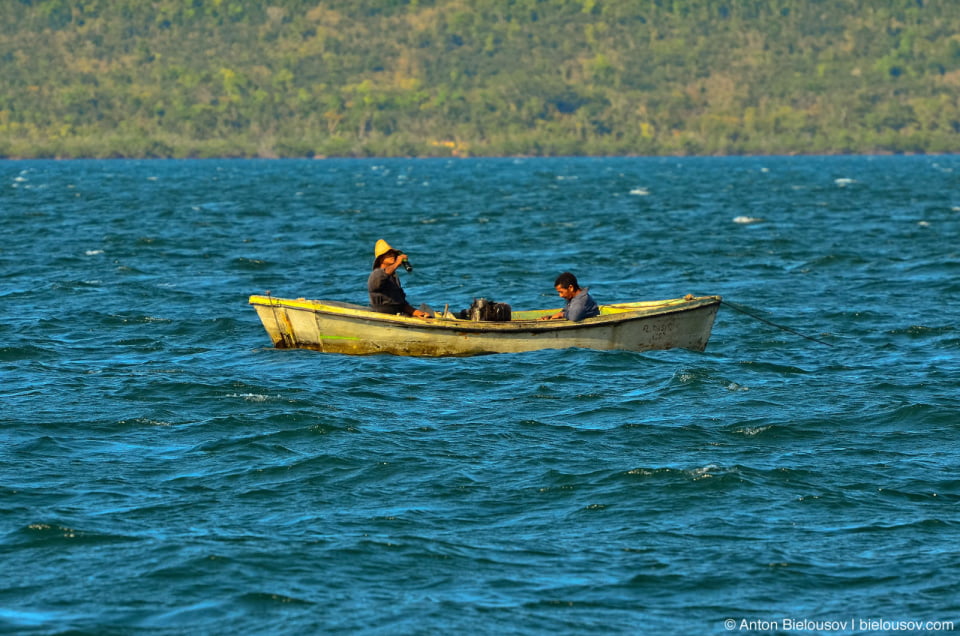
left=2, top=0, right=959, bottom=158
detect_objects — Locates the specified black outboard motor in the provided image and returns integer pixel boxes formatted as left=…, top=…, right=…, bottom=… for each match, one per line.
left=458, top=297, right=512, bottom=321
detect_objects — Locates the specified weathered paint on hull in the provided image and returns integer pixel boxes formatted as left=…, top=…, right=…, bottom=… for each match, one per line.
left=250, top=295, right=721, bottom=357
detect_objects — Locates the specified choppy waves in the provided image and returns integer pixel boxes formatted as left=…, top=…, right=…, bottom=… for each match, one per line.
left=2, top=157, right=959, bottom=634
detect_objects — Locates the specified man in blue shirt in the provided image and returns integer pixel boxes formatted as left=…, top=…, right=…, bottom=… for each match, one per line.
left=539, top=272, right=600, bottom=322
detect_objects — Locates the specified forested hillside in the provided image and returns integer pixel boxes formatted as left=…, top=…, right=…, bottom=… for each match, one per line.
left=2, top=0, right=958, bottom=158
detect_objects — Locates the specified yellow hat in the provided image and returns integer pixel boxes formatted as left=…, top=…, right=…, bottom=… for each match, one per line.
left=374, top=239, right=394, bottom=259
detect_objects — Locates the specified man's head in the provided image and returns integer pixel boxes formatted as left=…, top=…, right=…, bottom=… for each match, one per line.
left=375, top=250, right=402, bottom=269
left=373, top=239, right=401, bottom=269
left=554, top=271, right=580, bottom=299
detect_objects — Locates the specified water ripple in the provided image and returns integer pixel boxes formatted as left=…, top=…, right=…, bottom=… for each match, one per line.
left=3, top=157, right=959, bottom=634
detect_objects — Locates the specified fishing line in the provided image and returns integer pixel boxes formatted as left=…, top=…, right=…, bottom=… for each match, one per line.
left=719, top=299, right=834, bottom=347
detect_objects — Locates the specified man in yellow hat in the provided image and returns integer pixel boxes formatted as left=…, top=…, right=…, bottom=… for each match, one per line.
left=368, top=239, right=430, bottom=318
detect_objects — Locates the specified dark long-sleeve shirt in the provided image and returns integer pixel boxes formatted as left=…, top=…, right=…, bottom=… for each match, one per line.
left=368, top=268, right=409, bottom=314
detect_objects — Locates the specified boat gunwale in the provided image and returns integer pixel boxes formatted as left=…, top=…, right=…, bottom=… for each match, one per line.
left=249, top=295, right=722, bottom=335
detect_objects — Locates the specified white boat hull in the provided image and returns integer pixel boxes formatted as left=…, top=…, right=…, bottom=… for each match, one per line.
left=249, top=295, right=721, bottom=357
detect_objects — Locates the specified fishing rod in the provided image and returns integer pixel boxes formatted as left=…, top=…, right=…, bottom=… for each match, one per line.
left=719, top=299, right=834, bottom=347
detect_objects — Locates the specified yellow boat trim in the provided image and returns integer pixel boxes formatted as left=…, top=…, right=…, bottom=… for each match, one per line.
left=250, top=295, right=713, bottom=323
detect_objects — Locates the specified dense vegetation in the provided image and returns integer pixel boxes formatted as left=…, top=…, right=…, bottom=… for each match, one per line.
left=2, top=0, right=959, bottom=158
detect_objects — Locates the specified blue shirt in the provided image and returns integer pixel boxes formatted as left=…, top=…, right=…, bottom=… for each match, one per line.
left=563, top=289, right=600, bottom=322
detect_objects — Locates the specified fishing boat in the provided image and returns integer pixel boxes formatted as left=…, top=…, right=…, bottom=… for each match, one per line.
left=248, top=294, right=722, bottom=357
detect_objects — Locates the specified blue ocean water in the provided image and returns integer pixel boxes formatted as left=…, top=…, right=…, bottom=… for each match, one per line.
left=2, top=156, right=958, bottom=635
